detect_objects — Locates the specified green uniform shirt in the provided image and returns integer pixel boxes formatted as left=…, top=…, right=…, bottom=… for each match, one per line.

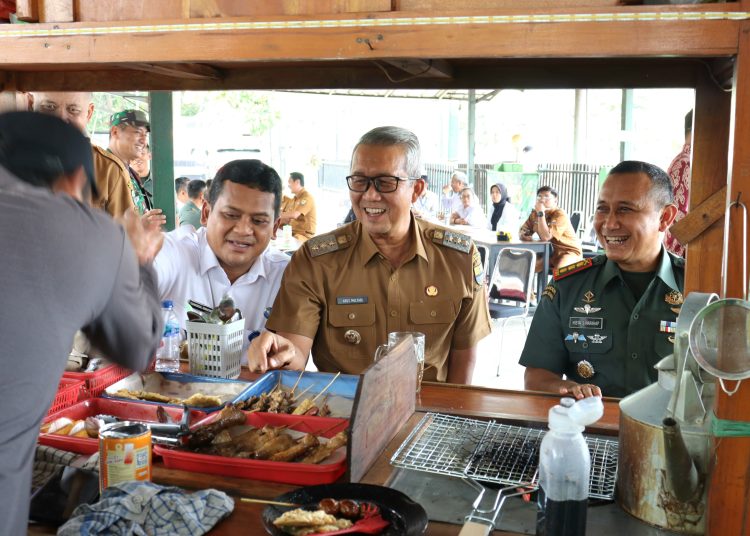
left=178, top=200, right=202, bottom=229
left=519, top=247, right=685, bottom=397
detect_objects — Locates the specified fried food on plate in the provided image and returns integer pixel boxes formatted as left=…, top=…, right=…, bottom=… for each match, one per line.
left=272, top=508, right=338, bottom=527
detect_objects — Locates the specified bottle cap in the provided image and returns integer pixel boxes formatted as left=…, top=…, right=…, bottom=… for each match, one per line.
left=548, top=396, right=603, bottom=431
left=162, top=300, right=174, bottom=308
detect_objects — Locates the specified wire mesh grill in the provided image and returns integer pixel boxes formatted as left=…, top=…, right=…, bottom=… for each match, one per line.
left=390, top=413, right=619, bottom=500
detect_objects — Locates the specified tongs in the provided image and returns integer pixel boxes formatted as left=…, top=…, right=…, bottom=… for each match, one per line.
left=458, top=480, right=536, bottom=536
left=96, top=405, right=193, bottom=446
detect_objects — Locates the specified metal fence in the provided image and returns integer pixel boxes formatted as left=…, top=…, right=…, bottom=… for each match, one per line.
left=536, top=162, right=611, bottom=233
left=319, top=160, right=612, bottom=233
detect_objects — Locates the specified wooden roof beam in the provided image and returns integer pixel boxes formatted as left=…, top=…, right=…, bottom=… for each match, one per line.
left=380, top=58, right=453, bottom=79
left=121, top=62, right=224, bottom=81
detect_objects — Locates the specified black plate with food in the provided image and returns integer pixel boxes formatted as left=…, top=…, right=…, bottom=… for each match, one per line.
left=261, top=483, right=428, bottom=536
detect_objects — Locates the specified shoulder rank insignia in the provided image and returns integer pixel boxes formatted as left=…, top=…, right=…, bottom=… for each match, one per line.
left=542, top=284, right=557, bottom=301
left=553, top=258, right=593, bottom=281
left=307, top=232, right=350, bottom=257
left=432, top=229, right=471, bottom=254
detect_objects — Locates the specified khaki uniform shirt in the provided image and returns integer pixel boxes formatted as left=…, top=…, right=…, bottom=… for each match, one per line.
left=91, top=145, right=136, bottom=217
left=520, top=207, right=582, bottom=266
left=284, top=188, right=317, bottom=241
left=266, top=217, right=492, bottom=381
left=519, top=248, right=685, bottom=397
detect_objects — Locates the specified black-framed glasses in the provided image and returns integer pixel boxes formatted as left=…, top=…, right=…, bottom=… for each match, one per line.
left=345, top=174, right=414, bottom=193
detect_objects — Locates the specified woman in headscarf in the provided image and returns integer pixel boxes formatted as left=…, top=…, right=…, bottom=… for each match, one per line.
left=487, top=182, right=520, bottom=232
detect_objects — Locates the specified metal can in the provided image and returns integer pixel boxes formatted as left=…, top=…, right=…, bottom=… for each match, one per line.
left=99, top=421, right=151, bottom=491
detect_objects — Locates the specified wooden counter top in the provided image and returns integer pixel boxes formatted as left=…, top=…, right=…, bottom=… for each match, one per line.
left=151, top=382, right=621, bottom=535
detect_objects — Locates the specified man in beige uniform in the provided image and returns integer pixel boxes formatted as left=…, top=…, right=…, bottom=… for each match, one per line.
left=279, top=171, right=317, bottom=242
left=520, top=185, right=582, bottom=272
left=249, top=126, right=491, bottom=384
left=29, top=91, right=136, bottom=217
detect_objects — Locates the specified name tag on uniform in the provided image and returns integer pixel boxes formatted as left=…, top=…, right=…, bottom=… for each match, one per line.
left=569, top=317, right=603, bottom=330
left=337, top=295, right=368, bottom=305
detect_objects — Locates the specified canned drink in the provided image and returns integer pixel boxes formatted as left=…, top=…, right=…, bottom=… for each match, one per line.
left=99, top=421, right=151, bottom=491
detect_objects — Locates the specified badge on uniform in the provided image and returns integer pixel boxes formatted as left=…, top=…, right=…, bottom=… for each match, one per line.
left=300, top=199, right=307, bottom=205
left=574, top=303, right=601, bottom=315
left=665, top=290, right=684, bottom=306
left=659, top=320, right=677, bottom=334
left=472, top=249, right=484, bottom=285
left=565, top=332, right=586, bottom=344
left=425, top=285, right=439, bottom=297
left=577, top=360, right=595, bottom=379
left=582, top=290, right=595, bottom=304
left=542, top=284, right=556, bottom=301
left=587, top=333, right=607, bottom=344
left=344, top=329, right=361, bottom=345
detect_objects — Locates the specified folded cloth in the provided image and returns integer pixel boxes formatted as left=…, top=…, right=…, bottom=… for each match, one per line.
left=57, top=481, right=234, bottom=535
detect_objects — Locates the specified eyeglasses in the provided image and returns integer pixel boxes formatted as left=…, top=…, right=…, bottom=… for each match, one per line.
left=346, top=174, right=414, bottom=193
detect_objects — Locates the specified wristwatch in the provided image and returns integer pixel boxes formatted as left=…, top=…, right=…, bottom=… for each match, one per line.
left=536, top=211, right=544, bottom=218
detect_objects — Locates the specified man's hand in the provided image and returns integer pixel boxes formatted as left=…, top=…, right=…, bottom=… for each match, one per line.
left=247, top=332, right=299, bottom=373
left=559, top=383, right=602, bottom=399
left=118, top=208, right=163, bottom=265
left=141, top=208, right=167, bottom=232
left=524, top=367, right=602, bottom=399
left=534, top=201, right=546, bottom=213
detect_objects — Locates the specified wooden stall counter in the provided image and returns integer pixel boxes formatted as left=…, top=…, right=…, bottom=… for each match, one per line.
left=151, top=380, right=620, bottom=535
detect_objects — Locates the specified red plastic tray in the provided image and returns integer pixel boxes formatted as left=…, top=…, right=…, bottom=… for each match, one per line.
left=63, top=364, right=132, bottom=399
left=47, top=378, right=84, bottom=416
left=40, top=398, right=207, bottom=455
left=154, top=412, right=349, bottom=485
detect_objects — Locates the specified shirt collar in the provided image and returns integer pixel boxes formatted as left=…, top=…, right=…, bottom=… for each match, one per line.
left=601, top=245, right=679, bottom=290
left=355, top=214, right=428, bottom=267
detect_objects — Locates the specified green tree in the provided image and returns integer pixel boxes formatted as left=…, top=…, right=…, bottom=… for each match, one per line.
left=90, top=92, right=148, bottom=135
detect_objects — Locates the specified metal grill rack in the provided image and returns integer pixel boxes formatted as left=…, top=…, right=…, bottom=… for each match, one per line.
left=391, top=412, right=619, bottom=500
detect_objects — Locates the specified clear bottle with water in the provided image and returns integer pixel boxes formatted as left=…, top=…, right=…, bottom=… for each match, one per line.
left=536, top=396, right=603, bottom=536
left=155, top=300, right=180, bottom=373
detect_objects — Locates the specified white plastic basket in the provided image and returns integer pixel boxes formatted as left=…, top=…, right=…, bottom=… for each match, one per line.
left=186, top=318, right=244, bottom=379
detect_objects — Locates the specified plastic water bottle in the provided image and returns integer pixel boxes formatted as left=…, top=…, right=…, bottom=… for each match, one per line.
left=536, top=396, right=603, bottom=536
left=155, top=300, right=180, bottom=373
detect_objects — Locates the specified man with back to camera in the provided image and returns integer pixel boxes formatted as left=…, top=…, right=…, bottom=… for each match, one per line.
left=519, top=161, right=683, bottom=399
left=154, top=160, right=290, bottom=361
left=178, top=179, right=206, bottom=230
left=248, top=126, right=492, bottom=384
left=0, top=111, right=163, bottom=535
left=279, top=171, right=317, bottom=242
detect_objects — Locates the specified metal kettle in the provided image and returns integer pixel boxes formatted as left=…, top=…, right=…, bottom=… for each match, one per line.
left=616, top=292, right=716, bottom=534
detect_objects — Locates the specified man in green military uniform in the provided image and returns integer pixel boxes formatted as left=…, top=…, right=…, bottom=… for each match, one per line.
left=519, top=160, right=682, bottom=398
left=108, top=109, right=154, bottom=216
left=248, top=126, right=491, bottom=384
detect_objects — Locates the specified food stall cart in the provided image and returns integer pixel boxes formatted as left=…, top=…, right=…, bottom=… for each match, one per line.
left=5, top=1, right=750, bottom=533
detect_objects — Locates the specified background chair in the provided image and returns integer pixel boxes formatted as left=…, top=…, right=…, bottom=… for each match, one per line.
left=569, top=210, right=583, bottom=235
left=487, top=247, right=536, bottom=376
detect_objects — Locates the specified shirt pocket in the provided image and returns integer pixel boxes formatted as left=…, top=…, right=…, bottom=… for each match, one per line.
left=654, top=333, right=674, bottom=360
left=326, top=303, right=377, bottom=364
left=409, top=300, right=455, bottom=340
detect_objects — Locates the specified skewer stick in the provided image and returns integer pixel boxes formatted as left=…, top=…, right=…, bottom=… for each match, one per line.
left=290, top=371, right=304, bottom=395
left=315, top=421, right=346, bottom=437
left=292, top=384, right=314, bottom=402
left=241, top=497, right=298, bottom=507
left=312, top=372, right=340, bottom=403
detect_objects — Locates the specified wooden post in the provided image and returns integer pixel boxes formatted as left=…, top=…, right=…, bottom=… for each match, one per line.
left=149, top=91, right=176, bottom=232
left=705, top=20, right=750, bottom=536
left=38, top=0, right=73, bottom=22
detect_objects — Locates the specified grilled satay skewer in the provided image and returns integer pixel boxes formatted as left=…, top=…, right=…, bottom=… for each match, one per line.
left=187, top=405, right=246, bottom=448
left=269, top=434, right=319, bottom=462
left=298, top=431, right=348, bottom=464
left=254, top=434, right=296, bottom=459
left=312, top=372, right=340, bottom=403
left=290, top=371, right=304, bottom=395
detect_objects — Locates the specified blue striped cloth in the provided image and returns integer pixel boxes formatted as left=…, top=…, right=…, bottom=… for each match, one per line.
left=57, top=481, right=234, bottom=535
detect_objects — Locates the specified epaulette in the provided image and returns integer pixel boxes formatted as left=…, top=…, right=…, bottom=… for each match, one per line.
left=553, top=258, right=595, bottom=281
left=430, top=228, right=471, bottom=254
left=306, top=230, right=352, bottom=257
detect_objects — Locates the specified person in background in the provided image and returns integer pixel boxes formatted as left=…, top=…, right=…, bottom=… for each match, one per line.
left=487, top=182, right=521, bottom=235
left=451, top=187, right=486, bottom=227
left=131, top=143, right=152, bottom=195
left=520, top=185, right=582, bottom=272
left=248, top=126, right=491, bottom=384
left=412, top=173, right=439, bottom=219
left=664, top=109, right=692, bottom=257
left=28, top=91, right=136, bottom=218
left=0, top=111, right=163, bottom=536
left=108, top=109, right=154, bottom=216
left=175, top=176, right=189, bottom=212
left=446, top=170, right=467, bottom=214
left=154, top=160, right=290, bottom=362
left=519, top=161, right=682, bottom=399
left=279, top=171, right=317, bottom=243
left=178, top=179, right=206, bottom=230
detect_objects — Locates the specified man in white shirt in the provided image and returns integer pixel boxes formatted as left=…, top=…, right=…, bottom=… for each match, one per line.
left=411, top=173, right=440, bottom=219
left=154, top=160, right=290, bottom=362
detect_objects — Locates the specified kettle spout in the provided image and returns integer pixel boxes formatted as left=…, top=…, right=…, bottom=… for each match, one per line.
left=662, top=417, right=700, bottom=502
